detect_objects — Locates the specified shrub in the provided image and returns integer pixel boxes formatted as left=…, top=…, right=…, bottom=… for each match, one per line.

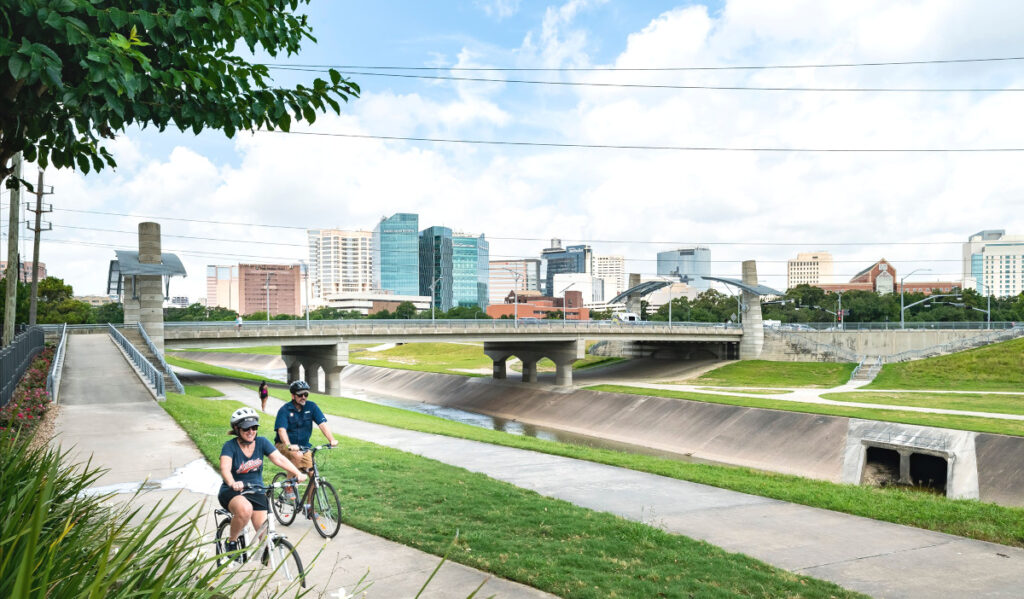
left=0, top=346, right=54, bottom=435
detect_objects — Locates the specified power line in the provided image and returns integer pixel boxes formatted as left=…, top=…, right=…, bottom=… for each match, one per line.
left=53, top=208, right=973, bottom=245
left=260, top=55, right=1024, bottom=72
left=263, top=129, right=1024, bottom=153
left=269, top=66, right=1024, bottom=93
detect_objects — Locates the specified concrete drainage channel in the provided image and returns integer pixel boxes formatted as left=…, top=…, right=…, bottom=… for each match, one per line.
left=334, top=365, right=1024, bottom=507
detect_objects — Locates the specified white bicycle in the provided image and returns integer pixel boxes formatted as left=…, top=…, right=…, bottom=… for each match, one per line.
left=214, top=480, right=306, bottom=589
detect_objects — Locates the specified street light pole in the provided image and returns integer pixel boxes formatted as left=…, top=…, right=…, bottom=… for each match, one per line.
left=264, top=272, right=271, bottom=324
left=502, top=267, right=523, bottom=329
left=299, top=260, right=310, bottom=329
left=900, top=268, right=932, bottom=329
left=429, top=276, right=442, bottom=323
left=559, top=282, right=576, bottom=322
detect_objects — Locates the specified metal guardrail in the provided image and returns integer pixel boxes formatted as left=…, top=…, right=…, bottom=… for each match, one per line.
left=0, top=326, right=45, bottom=408
left=163, top=319, right=743, bottom=334
left=107, top=323, right=165, bottom=398
left=774, top=321, right=1021, bottom=331
left=137, top=323, right=184, bottom=394
left=37, top=323, right=127, bottom=334
left=45, top=324, right=68, bottom=403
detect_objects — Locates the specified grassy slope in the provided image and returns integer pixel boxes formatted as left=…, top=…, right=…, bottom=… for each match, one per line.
left=868, top=336, right=1024, bottom=391
left=822, top=391, right=1024, bottom=415
left=694, top=360, right=856, bottom=388
left=589, top=384, right=1024, bottom=437
left=350, top=342, right=492, bottom=376
left=179, top=345, right=283, bottom=355
left=163, top=391, right=861, bottom=598
left=169, top=357, right=1024, bottom=547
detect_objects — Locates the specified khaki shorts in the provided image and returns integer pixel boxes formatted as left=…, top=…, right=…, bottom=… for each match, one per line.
left=275, top=442, right=313, bottom=471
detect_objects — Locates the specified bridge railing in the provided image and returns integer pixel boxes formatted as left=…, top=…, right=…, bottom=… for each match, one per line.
left=883, top=326, right=1024, bottom=363
left=137, top=323, right=184, bottom=394
left=45, top=324, right=68, bottom=404
left=163, top=319, right=743, bottom=332
left=108, top=324, right=164, bottom=398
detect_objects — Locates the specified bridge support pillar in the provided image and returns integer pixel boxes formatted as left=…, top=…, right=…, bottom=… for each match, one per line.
left=491, top=356, right=508, bottom=379
left=739, top=260, right=765, bottom=359
left=483, top=340, right=584, bottom=387
left=281, top=341, right=348, bottom=395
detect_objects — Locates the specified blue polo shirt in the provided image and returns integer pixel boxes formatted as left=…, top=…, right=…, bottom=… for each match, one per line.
left=274, top=400, right=327, bottom=447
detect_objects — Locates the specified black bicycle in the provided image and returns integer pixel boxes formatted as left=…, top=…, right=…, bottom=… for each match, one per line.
left=213, top=480, right=306, bottom=588
left=270, top=444, right=342, bottom=538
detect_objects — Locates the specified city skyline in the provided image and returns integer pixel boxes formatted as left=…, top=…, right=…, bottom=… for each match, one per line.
left=3, top=1, right=1023, bottom=301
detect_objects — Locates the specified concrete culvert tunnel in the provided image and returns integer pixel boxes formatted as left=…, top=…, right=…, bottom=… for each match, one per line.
left=910, top=453, right=948, bottom=494
left=861, top=446, right=901, bottom=487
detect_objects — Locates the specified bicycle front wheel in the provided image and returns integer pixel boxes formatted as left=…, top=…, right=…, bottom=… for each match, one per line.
left=264, top=537, right=306, bottom=588
left=270, top=472, right=298, bottom=526
left=311, top=480, right=342, bottom=538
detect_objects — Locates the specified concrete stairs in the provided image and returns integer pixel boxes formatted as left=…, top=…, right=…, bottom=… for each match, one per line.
left=121, top=328, right=178, bottom=394
left=850, top=357, right=882, bottom=384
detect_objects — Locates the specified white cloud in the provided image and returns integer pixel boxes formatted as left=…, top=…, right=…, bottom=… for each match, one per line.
left=478, top=0, right=521, bottom=19
left=36, top=1, right=1024, bottom=300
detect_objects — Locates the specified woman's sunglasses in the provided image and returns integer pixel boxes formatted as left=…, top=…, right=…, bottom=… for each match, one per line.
left=241, top=425, right=259, bottom=432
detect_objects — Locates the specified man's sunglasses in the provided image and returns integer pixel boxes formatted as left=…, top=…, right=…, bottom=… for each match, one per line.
left=241, top=425, right=259, bottom=432
left=294, top=392, right=309, bottom=398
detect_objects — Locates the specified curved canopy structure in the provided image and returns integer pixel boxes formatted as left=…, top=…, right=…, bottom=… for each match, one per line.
left=700, top=275, right=782, bottom=297
left=607, top=280, right=672, bottom=305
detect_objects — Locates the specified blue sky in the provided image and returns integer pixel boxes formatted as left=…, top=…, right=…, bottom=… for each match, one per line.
left=6, top=0, right=1024, bottom=301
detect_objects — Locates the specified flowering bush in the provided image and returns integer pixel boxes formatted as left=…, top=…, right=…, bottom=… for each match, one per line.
left=0, top=346, right=54, bottom=435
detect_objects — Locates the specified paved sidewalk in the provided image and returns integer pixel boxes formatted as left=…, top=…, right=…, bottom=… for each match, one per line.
left=202, top=375, right=1024, bottom=599
left=52, top=334, right=553, bottom=599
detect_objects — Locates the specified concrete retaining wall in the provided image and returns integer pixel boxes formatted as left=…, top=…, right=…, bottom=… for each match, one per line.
left=337, top=365, right=1024, bottom=506
left=761, top=329, right=1002, bottom=362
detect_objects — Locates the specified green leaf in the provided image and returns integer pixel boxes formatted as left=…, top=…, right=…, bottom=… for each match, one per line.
left=329, top=69, right=341, bottom=85
left=277, top=112, right=291, bottom=132
left=76, top=153, right=90, bottom=174
left=9, top=53, right=32, bottom=80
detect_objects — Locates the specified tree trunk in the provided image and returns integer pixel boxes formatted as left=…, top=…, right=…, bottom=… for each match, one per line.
left=2, top=153, right=22, bottom=345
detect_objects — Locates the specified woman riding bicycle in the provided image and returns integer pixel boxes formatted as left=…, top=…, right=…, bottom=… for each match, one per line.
left=219, top=407, right=307, bottom=554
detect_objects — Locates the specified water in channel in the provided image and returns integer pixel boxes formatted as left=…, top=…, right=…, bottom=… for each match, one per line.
left=254, top=367, right=720, bottom=466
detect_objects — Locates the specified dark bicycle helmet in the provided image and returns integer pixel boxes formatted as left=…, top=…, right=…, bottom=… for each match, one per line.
left=289, top=380, right=311, bottom=394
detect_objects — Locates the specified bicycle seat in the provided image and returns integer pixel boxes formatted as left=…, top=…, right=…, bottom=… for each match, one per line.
left=214, top=508, right=231, bottom=518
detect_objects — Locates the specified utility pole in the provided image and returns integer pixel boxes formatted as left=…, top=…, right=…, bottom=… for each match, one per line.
left=3, top=153, right=23, bottom=346
left=27, top=169, right=53, bottom=325
left=265, top=272, right=271, bottom=324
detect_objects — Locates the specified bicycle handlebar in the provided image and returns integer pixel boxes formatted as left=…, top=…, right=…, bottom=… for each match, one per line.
left=298, top=444, right=336, bottom=452
left=238, top=478, right=300, bottom=494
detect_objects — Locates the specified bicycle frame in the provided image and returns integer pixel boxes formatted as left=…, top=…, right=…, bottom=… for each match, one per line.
left=215, top=480, right=304, bottom=584
left=296, top=444, right=331, bottom=511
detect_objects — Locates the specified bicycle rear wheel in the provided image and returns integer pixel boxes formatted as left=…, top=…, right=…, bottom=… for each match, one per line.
left=311, top=480, right=342, bottom=538
left=270, top=472, right=298, bottom=525
left=264, top=536, right=306, bottom=588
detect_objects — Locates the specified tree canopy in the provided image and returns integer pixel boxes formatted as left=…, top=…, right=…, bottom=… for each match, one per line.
left=1, top=0, right=359, bottom=183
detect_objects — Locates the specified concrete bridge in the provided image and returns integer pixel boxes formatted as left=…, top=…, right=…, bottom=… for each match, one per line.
left=163, top=320, right=744, bottom=391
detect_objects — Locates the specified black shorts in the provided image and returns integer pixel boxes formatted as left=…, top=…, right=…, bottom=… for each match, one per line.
left=218, top=487, right=269, bottom=512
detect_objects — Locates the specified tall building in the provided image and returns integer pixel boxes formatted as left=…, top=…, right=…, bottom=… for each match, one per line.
left=656, top=247, right=710, bottom=290
left=488, top=259, right=541, bottom=305
left=206, top=263, right=301, bottom=316
left=963, top=230, right=1024, bottom=297
left=308, top=229, right=373, bottom=301
left=0, top=261, right=46, bottom=283
left=541, top=239, right=592, bottom=296
left=419, top=226, right=454, bottom=312
left=593, top=255, right=626, bottom=298
left=786, top=251, right=834, bottom=289
left=453, top=232, right=489, bottom=308
left=552, top=272, right=605, bottom=303
left=372, top=213, right=419, bottom=296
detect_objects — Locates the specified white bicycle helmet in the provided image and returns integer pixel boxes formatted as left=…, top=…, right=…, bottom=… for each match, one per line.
left=230, top=407, right=259, bottom=431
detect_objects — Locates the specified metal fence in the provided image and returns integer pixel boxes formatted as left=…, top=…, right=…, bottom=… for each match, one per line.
left=163, top=319, right=743, bottom=332
left=883, top=326, right=1024, bottom=363
left=0, top=327, right=45, bottom=408
left=108, top=323, right=165, bottom=398
left=45, top=324, right=68, bottom=403
left=775, top=321, right=1021, bottom=331
left=137, top=323, right=184, bottom=394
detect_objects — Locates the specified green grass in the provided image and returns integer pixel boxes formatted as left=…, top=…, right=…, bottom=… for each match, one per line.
left=350, top=342, right=492, bottom=376
left=693, top=360, right=856, bottom=388
left=183, top=384, right=224, bottom=397
left=868, top=336, right=1024, bottom=391
left=697, top=387, right=794, bottom=395
left=166, top=354, right=269, bottom=383
left=173, top=362, right=1024, bottom=548
left=821, top=391, right=1024, bottom=415
left=180, top=345, right=283, bottom=355
left=590, top=384, right=1024, bottom=438
left=162, top=391, right=863, bottom=598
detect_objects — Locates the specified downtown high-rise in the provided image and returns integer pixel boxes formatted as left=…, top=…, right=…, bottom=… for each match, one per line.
left=372, top=213, right=420, bottom=296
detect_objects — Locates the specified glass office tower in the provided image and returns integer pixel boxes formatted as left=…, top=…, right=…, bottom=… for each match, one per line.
left=372, top=213, right=419, bottom=296
left=419, top=226, right=454, bottom=312
left=541, top=239, right=592, bottom=296
left=453, top=233, right=489, bottom=308
left=657, top=246, right=711, bottom=289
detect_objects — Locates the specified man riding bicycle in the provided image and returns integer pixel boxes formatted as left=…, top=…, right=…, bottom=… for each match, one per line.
left=219, top=407, right=306, bottom=555
left=274, top=381, right=339, bottom=497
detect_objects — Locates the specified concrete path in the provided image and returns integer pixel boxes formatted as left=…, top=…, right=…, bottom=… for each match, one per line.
left=52, top=334, right=554, bottom=599
left=199, top=375, right=1024, bottom=599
